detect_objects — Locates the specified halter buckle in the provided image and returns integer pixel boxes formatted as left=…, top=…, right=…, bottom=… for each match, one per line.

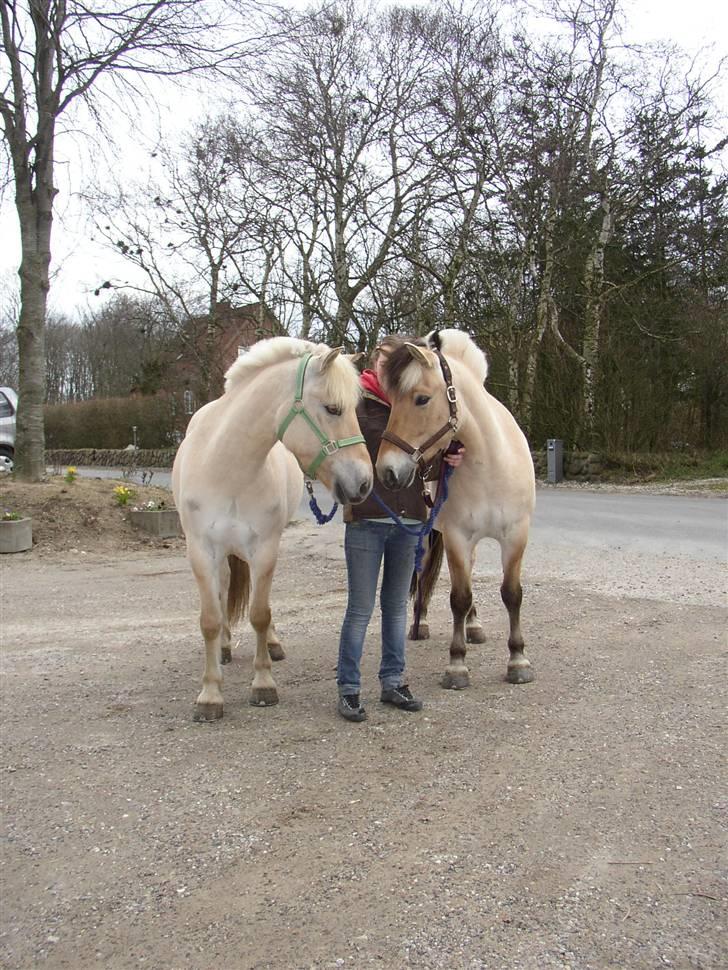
left=411, top=448, right=423, bottom=464
left=322, top=440, right=339, bottom=456
left=446, top=385, right=457, bottom=404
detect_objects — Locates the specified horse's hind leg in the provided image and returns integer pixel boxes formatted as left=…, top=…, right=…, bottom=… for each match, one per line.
left=249, top=546, right=280, bottom=706
left=465, top=549, right=486, bottom=644
left=267, top=622, right=285, bottom=662
left=408, top=530, right=444, bottom=640
left=219, top=556, right=233, bottom=665
left=466, top=604, right=486, bottom=643
left=500, top=533, right=534, bottom=685
left=441, top=535, right=473, bottom=690
left=189, top=545, right=225, bottom=720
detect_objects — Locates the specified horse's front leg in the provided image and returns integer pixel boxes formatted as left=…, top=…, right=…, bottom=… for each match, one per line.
left=249, top=544, right=281, bottom=706
left=188, top=543, right=225, bottom=720
left=441, top=534, right=473, bottom=690
left=500, top=530, right=534, bottom=685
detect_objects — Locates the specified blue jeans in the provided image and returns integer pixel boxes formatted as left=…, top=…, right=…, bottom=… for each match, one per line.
left=337, top=520, right=419, bottom=695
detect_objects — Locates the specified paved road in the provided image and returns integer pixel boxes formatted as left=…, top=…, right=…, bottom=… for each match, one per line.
left=530, top=488, right=726, bottom=561
left=66, top=465, right=727, bottom=564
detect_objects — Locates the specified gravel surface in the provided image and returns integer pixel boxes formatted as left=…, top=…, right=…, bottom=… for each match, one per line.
left=1, top=499, right=727, bottom=970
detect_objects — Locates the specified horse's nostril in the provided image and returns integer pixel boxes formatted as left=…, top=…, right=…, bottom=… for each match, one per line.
left=359, top=479, right=370, bottom=497
left=384, top=467, right=397, bottom=490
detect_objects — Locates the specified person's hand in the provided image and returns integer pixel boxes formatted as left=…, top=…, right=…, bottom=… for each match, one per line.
left=443, top=446, right=465, bottom=468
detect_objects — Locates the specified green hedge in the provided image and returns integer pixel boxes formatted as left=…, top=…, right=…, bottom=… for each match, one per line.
left=44, top=395, right=179, bottom=450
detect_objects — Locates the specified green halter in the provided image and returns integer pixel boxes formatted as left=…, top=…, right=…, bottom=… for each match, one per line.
left=276, top=352, right=365, bottom=478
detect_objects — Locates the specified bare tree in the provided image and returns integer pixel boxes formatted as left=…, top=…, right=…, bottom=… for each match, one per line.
left=0, top=0, right=267, bottom=479
left=94, top=115, right=285, bottom=399
left=254, top=0, right=439, bottom=346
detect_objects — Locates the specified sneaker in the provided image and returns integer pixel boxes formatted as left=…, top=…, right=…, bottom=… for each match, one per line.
left=338, top=693, right=367, bottom=722
left=380, top=684, right=423, bottom=712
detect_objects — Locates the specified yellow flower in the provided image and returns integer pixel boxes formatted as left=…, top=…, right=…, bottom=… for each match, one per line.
left=113, top=484, right=135, bottom=507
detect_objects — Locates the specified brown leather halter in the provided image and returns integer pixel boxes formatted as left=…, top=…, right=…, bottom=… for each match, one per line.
left=381, top=350, right=459, bottom=476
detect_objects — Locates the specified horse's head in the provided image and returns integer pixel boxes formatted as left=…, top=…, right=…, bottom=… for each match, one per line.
left=377, top=340, right=458, bottom=490
left=278, top=346, right=373, bottom=505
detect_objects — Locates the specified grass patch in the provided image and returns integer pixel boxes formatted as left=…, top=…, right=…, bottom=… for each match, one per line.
left=600, top=450, right=728, bottom=484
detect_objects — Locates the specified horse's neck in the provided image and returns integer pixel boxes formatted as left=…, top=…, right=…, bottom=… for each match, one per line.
left=451, top=366, right=492, bottom=454
left=222, top=366, right=289, bottom=463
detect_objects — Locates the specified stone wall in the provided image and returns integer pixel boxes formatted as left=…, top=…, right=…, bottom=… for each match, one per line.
left=48, top=447, right=605, bottom=479
left=531, top=450, right=604, bottom=480
left=46, top=448, right=177, bottom=469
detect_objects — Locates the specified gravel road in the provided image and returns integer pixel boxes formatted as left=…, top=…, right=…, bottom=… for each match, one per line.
left=1, top=493, right=726, bottom=969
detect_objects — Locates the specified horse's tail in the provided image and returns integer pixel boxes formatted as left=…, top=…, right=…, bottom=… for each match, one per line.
left=227, top=555, right=250, bottom=627
left=410, top=529, right=444, bottom=610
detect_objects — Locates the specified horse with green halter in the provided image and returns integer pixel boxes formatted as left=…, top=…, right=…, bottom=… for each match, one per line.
left=173, top=338, right=373, bottom=719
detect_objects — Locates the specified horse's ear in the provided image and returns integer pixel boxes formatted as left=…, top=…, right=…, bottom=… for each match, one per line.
left=428, top=330, right=443, bottom=351
left=319, top=346, right=343, bottom=373
left=405, top=342, right=434, bottom=368
left=346, top=352, right=366, bottom=365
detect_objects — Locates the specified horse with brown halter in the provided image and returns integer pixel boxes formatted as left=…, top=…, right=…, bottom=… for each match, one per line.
left=173, top=337, right=373, bottom=719
left=377, top=329, right=536, bottom=690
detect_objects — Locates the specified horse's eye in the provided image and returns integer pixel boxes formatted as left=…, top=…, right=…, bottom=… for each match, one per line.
left=414, top=395, right=430, bottom=407
left=325, top=404, right=342, bottom=416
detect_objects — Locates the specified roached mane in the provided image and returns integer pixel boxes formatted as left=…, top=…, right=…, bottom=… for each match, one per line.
left=428, top=329, right=489, bottom=383
left=223, top=336, right=361, bottom=410
left=383, top=329, right=488, bottom=395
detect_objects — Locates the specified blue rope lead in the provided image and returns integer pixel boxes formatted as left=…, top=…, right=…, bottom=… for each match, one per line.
left=306, top=460, right=456, bottom=551
left=368, top=462, right=455, bottom=573
left=306, top=481, right=339, bottom=524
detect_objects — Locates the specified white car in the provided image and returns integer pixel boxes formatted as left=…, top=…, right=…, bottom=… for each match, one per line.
left=0, top=387, right=17, bottom=472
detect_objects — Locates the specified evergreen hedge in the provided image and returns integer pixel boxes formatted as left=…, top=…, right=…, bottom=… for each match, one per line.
left=44, top=395, right=179, bottom=449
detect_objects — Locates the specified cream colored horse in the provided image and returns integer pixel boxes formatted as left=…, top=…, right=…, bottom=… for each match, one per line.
left=377, top=329, right=535, bottom=690
left=173, top=337, right=372, bottom=719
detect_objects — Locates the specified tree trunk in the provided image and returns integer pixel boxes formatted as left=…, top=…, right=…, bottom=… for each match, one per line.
left=14, top=175, right=54, bottom=481
left=580, top=193, right=612, bottom=447
left=522, top=198, right=557, bottom=440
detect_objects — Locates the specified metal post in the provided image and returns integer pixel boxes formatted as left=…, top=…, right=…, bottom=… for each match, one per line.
left=546, top=439, right=563, bottom=483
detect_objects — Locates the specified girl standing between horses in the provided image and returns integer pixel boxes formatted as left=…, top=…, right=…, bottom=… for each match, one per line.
left=337, top=335, right=464, bottom=722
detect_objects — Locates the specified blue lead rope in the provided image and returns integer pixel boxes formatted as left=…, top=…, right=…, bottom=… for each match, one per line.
left=306, top=461, right=455, bottom=574
left=306, top=480, right=339, bottom=524
left=368, top=463, right=454, bottom=573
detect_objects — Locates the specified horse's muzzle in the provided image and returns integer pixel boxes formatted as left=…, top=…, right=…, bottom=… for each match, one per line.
left=379, top=460, right=416, bottom=491
left=334, top=470, right=373, bottom=505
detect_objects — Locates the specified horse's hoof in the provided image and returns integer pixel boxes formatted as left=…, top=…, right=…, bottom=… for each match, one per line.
left=466, top=626, right=486, bottom=644
left=441, top=669, right=470, bottom=690
left=409, top=623, right=430, bottom=640
left=250, top=687, right=279, bottom=707
left=220, top=646, right=232, bottom=665
left=267, top=643, right=286, bottom=662
left=193, top=702, right=223, bottom=721
left=507, top=665, right=534, bottom=685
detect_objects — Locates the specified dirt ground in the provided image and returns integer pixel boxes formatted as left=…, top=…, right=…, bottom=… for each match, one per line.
left=0, top=478, right=726, bottom=970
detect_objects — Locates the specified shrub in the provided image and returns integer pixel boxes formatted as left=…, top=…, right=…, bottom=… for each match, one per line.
left=45, top=394, right=178, bottom=449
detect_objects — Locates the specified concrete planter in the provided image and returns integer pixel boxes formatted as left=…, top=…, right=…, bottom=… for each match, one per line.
left=128, top=508, right=182, bottom=538
left=0, top=517, right=33, bottom=553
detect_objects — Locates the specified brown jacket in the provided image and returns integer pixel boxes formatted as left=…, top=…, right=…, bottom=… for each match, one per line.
left=344, top=391, right=428, bottom=524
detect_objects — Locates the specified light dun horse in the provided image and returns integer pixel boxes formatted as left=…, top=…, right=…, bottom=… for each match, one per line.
left=378, top=329, right=536, bottom=690
left=173, top=338, right=372, bottom=720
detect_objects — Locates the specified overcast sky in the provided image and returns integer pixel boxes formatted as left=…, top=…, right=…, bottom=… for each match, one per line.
left=1, top=0, right=726, bottom=320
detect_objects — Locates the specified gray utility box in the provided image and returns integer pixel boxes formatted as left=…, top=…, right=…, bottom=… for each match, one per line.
left=546, top=439, right=564, bottom=483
